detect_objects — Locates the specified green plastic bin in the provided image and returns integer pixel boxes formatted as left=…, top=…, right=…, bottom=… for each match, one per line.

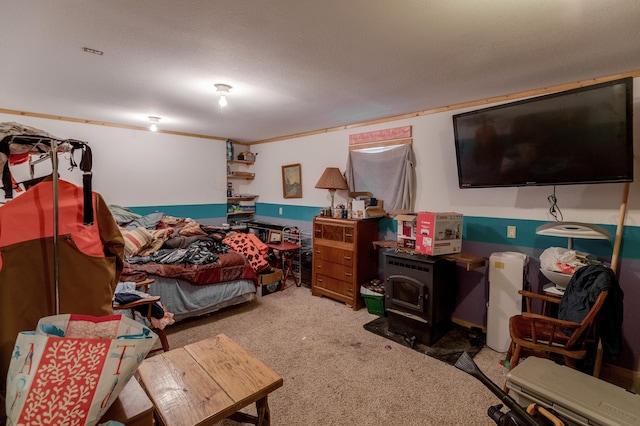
left=361, top=287, right=385, bottom=316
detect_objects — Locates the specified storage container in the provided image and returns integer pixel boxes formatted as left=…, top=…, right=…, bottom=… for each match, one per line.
left=361, top=286, right=385, bottom=316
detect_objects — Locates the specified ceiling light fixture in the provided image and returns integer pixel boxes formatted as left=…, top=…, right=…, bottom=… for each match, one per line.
left=215, top=83, right=232, bottom=110
left=82, top=47, right=104, bottom=56
left=148, top=116, right=161, bottom=132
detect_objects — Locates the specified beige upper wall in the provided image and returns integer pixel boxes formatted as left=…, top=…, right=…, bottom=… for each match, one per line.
left=2, top=76, right=639, bottom=228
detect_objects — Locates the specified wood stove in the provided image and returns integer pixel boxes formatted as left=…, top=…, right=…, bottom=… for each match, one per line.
left=384, top=251, right=456, bottom=346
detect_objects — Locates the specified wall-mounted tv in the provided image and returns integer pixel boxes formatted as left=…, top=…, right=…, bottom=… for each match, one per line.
left=453, top=77, right=634, bottom=188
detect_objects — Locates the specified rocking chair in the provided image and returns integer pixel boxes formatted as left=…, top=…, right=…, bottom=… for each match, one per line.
left=505, top=289, right=608, bottom=374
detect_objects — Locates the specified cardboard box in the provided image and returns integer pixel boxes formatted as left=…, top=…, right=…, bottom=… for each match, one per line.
left=257, top=281, right=280, bottom=297
left=414, top=212, right=463, bottom=256
left=395, top=214, right=417, bottom=249
left=352, top=200, right=367, bottom=219
left=257, top=267, right=282, bottom=297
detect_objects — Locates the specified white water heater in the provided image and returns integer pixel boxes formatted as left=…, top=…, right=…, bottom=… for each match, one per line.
left=487, top=252, right=528, bottom=352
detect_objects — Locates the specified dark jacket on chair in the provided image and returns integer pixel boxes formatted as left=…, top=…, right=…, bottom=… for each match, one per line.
left=559, top=264, right=624, bottom=363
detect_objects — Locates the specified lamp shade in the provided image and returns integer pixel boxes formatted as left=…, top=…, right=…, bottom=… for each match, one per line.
left=315, top=167, right=348, bottom=190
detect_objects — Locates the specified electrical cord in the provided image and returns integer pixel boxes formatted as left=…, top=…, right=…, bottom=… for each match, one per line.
left=547, top=186, right=563, bottom=222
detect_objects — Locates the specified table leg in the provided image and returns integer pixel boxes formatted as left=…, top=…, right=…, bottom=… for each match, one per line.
left=227, top=396, right=270, bottom=426
left=256, top=396, right=271, bottom=426
left=281, top=251, right=299, bottom=289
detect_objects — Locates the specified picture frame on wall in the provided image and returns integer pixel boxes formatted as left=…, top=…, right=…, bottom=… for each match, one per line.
left=268, top=230, right=282, bottom=243
left=282, top=163, right=302, bottom=198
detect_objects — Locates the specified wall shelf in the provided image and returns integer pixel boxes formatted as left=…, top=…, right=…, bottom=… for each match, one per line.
left=227, top=160, right=255, bottom=166
left=227, top=210, right=255, bottom=216
left=228, top=196, right=257, bottom=201
left=227, top=156, right=256, bottom=223
left=227, top=173, right=255, bottom=180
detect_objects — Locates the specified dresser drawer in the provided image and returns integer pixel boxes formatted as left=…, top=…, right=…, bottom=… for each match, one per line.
left=314, top=274, right=355, bottom=297
left=314, top=259, right=354, bottom=282
left=314, top=220, right=356, bottom=245
left=314, top=245, right=354, bottom=267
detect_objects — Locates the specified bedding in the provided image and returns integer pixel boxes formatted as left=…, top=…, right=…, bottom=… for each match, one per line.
left=114, top=209, right=267, bottom=321
left=142, top=276, right=256, bottom=322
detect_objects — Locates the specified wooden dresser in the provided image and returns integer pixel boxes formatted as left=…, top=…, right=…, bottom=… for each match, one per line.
left=311, top=216, right=379, bottom=310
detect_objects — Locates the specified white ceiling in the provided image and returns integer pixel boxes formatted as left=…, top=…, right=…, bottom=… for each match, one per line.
left=1, top=1, right=639, bottom=143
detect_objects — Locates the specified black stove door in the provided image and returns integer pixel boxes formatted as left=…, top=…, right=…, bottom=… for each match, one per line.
left=385, top=274, right=426, bottom=314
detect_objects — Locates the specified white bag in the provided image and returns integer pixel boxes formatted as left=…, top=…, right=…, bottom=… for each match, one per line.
left=540, top=247, right=589, bottom=274
left=5, top=314, right=157, bottom=426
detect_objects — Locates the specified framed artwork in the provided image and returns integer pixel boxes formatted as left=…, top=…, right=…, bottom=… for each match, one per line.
left=268, top=230, right=282, bottom=243
left=282, top=163, right=302, bottom=198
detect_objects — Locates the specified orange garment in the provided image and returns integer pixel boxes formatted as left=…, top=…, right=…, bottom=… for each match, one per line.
left=0, top=179, right=124, bottom=404
left=0, top=179, right=109, bottom=268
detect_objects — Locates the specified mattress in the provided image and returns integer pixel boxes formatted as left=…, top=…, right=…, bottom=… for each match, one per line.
left=145, top=276, right=256, bottom=322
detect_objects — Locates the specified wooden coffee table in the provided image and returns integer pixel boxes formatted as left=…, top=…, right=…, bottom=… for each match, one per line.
left=136, top=334, right=283, bottom=426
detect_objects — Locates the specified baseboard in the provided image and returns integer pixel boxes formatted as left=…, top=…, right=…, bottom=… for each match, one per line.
left=601, top=362, right=640, bottom=394
left=452, top=317, right=486, bottom=333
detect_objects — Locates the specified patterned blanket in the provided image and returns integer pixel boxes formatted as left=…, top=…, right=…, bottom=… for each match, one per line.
left=121, top=250, right=257, bottom=286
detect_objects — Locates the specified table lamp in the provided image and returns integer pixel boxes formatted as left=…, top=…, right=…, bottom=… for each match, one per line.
left=315, top=167, right=348, bottom=211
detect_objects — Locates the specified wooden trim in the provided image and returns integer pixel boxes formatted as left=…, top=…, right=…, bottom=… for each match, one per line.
left=251, top=70, right=640, bottom=144
left=601, top=362, right=640, bottom=394
left=348, top=138, right=412, bottom=151
left=451, top=317, right=485, bottom=333
left=2, top=70, right=639, bottom=145
left=0, top=107, right=234, bottom=143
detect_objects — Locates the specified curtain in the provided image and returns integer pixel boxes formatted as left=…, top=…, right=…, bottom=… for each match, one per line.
left=345, top=143, right=415, bottom=212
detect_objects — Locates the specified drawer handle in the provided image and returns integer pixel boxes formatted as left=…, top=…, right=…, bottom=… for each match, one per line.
left=315, top=265, right=322, bottom=270
left=343, top=256, right=352, bottom=261
left=345, top=233, right=353, bottom=238
left=344, top=272, right=353, bottom=277
left=317, top=277, right=323, bottom=283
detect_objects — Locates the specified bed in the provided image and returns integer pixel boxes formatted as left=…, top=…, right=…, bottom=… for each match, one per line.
left=115, top=209, right=268, bottom=322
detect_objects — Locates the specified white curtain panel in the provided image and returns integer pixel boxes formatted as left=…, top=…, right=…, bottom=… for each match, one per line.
left=345, top=144, right=415, bottom=212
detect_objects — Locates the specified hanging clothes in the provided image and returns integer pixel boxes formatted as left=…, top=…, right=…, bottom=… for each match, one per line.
left=0, top=178, right=124, bottom=403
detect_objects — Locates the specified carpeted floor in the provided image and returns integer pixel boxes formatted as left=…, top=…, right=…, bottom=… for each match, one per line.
left=162, top=285, right=511, bottom=425
left=363, top=316, right=486, bottom=366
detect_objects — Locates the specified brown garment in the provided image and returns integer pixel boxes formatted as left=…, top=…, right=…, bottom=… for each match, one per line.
left=0, top=180, right=124, bottom=406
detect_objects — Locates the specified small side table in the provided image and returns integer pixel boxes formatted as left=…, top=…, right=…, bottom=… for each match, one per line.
left=100, top=376, right=154, bottom=426
left=266, top=241, right=302, bottom=290
left=137, top=334, right=283, bottom=426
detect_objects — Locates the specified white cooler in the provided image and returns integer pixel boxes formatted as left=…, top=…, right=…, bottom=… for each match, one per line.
left=506, top=357, right=640, bottom=426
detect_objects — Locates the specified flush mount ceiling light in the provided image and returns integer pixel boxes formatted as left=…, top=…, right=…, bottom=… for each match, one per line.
left=215, top=83, right=232, bottom=110
left=82, top=46, right=104, bottom=56
left=148, top=116, right=161, bottom=132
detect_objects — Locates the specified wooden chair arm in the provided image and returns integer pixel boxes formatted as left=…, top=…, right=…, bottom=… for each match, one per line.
left=114, top=296, right=161, bottom=310
left=519, top=290, right=561, bottom=304
left=522, top=312, right=580, bottom=330
left=133, top=278, right=155, bottom=292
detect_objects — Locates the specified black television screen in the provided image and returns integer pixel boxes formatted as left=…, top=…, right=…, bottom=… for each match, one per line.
left=453, top=77, right=634, bottom=188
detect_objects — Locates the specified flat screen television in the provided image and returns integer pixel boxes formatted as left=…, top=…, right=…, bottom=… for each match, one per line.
left=453, top=77, right=634, bottom=188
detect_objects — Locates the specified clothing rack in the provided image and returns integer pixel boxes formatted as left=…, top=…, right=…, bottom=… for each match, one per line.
left=1, top=131, right=92, bottom=314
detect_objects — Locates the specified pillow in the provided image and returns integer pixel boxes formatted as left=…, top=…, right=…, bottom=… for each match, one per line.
left=121, top=227, right=154, bottom=257
left=137, top=228, right=173, bottom=257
